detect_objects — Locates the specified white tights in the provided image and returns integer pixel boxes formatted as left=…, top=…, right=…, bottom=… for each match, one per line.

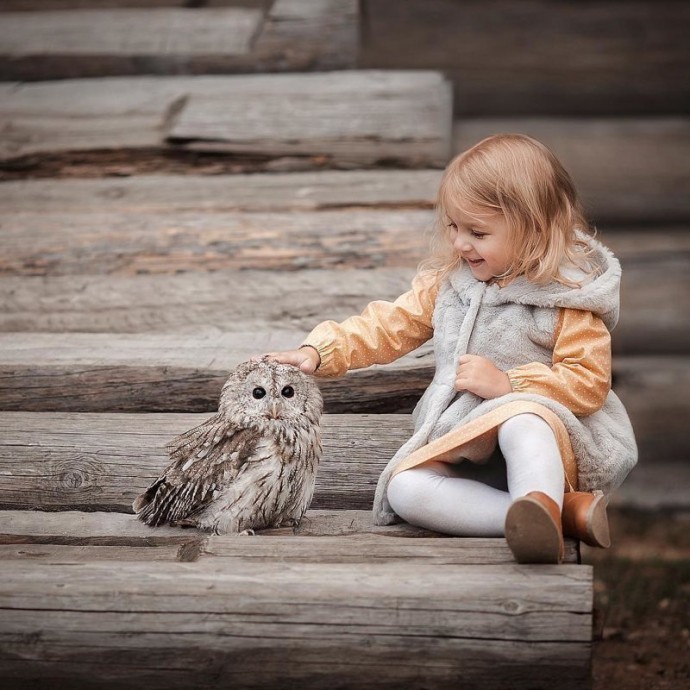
left=386, top=413, right=565, bottom=536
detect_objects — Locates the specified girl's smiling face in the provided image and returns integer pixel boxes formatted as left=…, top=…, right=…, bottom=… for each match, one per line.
left=446, top=203, right=515, bottom=282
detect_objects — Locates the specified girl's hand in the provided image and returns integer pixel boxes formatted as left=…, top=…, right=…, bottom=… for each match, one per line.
left=262, top=347, right=321, bottom=374
left=455, top=355, right=512, bottom=399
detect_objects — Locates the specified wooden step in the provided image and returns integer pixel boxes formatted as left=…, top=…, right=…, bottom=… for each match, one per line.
left=0, top=509, right=580, bottom=563
left=2, top=137, right=688, bottom=219
left=0, top=170, right=441, bottom=213
left=454, top=118, right=690, bottom=223
left=0, top=71, right=453, bottom=166
left=0, top=254, right=686, bottom=354
left=0, top=350, right=685, bottom=464
left=361, top=0, right=690, bottom=116
left=0, top=556, right=591, bottom=690
left=0, top=207, right=687, bottom=276
left=0, top=0, right=358, bottom=80
left=0, top=412, right=412, bottom=512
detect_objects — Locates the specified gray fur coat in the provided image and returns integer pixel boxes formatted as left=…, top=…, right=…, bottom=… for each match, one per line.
left=372, top=235, right=638, bottom=525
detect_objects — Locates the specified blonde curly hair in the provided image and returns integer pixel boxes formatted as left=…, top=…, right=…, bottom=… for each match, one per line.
left=419, top=133, right=596, bottom=287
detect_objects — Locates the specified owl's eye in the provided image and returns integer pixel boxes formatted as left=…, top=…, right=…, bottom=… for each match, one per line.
left=281, top=386, right=295, bottom=398
left=252, top=387, right=266, bottom=399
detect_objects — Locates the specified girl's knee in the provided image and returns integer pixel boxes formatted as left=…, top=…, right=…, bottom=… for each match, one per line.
left=499, top=413, right=555, bottom=442
left=386, top=470, right=421, bottom=517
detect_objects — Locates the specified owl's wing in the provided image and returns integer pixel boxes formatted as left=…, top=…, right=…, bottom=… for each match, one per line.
left=133, top=413, right=258, bottom=527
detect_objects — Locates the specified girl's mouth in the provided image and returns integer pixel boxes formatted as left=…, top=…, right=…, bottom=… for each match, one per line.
left=466, top=258, right=484, bottom=265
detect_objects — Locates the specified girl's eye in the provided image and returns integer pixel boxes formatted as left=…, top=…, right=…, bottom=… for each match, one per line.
left=447, top=222, right=458, bottom=231
left=252, top=387, right=266, bottom=399
left=281, top=386, right=295, bottom=398
left=471, top=230, right=486, bottom=239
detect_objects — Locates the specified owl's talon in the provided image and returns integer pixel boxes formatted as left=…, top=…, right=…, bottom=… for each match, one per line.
left=238, top=528, right=255, bottom=536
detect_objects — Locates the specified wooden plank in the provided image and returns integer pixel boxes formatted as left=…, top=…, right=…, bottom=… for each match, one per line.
left=252, top=0, right=358, bottom=71
left=0, top=1, right=274, bottom=9
left=0, top=331, right=434, bottom=414
left=0, top=267, right=418, bottom=334
left=361, top=0, right=690, bottom=116
left=0, top=543, right=189, bottom=562
left=0, top=9, right=262, bottom=58
left=0, top=413, right=413, bottom=512
left=0, top=348, right=684, bottom=463
left=200, top=533, right=582, bottom=564
left=454, top=118, right=690, bottom=223
left=0, top=71, right=452, bottom=166
left=0, top=205, right=687, bottom=276
left=168, top=71, right=452, bottom=165
left=0, top=509, right=579, bottom=563
left=0, top=560, right=592, bottom=690
left=0, top=1, right=358, bottom=80
left=0, top=258, right=686, bottom=354
left=0, top=508, right=453, bottom=540
left=0, top=170, right=441, bottom=213
left=0, top=209, right=432, bottom=275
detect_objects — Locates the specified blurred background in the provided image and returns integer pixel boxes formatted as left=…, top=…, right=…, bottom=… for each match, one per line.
left=0, top=2, right=688, bottom=687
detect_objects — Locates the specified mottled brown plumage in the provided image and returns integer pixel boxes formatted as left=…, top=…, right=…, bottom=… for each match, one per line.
left=133, top=358, right=323, bottom=534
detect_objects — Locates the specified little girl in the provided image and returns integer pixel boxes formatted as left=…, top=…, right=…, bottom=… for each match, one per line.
left=268, top=133, right=637, bottom=564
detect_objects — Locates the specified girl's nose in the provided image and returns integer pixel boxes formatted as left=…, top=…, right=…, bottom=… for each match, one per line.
left=454, top=235, right=471, bottom=252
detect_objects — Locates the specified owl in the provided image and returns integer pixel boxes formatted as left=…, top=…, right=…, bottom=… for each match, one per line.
left=133, top=358, right=323, bottom=534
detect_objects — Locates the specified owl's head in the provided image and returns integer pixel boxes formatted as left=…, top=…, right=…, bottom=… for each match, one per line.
left=219, top=358, right=323, bottom=426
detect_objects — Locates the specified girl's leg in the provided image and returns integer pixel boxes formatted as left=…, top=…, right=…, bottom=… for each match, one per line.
left=498, top=413, right=565, bottom=508
left=386, top=461, right=512, bottom=536
left=498, top=413, right=565, bottom=563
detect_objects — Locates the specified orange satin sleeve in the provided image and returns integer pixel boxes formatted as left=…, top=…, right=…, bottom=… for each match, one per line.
left=506, top=308, right=612, bottom=416
left=301, top=271, right=439, bottom=378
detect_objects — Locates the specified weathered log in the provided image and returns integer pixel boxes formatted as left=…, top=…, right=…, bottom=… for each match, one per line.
left=0, top=209, right=434, bottom=275
left=0, top=331, right=434, bottom=413
left=0, top=206, right=688, bottom=276
left=0, top=542, right=188, bottom=562
left=0, top=509, right=579, bottom=563
left=0, top=559, right=592, bottom=690
left=0, top=330, right=687, bottom=453
left=0, top=170, right=441, bottom=213
left=0, top=412, right=412, bottom=512
left=362, top=0, right=690, bottom=116
left=0, top=256, right=686, bottom=353
left=0, top=71, right=452, bottom=165
left=0, top=1, right=358, bottom=80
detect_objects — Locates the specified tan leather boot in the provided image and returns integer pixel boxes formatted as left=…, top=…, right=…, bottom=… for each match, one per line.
left=504, top=492, right=564, bottom=564
left=562, top=490, right=611, bottom=548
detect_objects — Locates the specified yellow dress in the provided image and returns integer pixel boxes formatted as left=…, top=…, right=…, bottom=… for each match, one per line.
left=302, top=272, right=612, bottom=491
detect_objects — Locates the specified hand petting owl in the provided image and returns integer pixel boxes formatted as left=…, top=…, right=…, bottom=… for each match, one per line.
left=133, top=358, right=323, bottom=534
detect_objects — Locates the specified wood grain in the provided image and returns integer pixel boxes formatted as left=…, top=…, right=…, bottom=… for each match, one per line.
left=0, top=559, right=592, bottom=689
left=0, top=170, right=441, bottom=213
left=0, top=71, right=452, bottom=165
left=0, top=509, right=579, bottom=563
left=0, top=1, right=358, bottom=80
left=0, top=258, right=686, bottom=353
left=0, top=412, right=413, bottom=512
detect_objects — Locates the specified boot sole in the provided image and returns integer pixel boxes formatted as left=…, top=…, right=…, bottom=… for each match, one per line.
left=505, top=496, right=563, bottom=564
left=583, top=490, right=611, bottom=549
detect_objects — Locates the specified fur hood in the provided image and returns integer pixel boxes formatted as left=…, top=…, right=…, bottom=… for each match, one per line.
left=449, top=232, right=622, bottom=331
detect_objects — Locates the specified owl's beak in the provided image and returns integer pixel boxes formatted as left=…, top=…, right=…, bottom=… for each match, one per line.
left=269, top=402, right=280, bottom=419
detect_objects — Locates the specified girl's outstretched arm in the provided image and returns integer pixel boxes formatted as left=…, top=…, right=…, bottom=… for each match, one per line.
left=269, top=271, right=439, bottom=379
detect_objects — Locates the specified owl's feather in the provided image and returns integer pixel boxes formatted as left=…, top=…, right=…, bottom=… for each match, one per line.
left=133, top=358, right=323, bottom=534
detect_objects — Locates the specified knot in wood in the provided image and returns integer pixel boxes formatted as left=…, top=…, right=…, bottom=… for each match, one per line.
left=53, top=455, right=101, bottom=491
left=502, top=599, right=523, bottom=614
